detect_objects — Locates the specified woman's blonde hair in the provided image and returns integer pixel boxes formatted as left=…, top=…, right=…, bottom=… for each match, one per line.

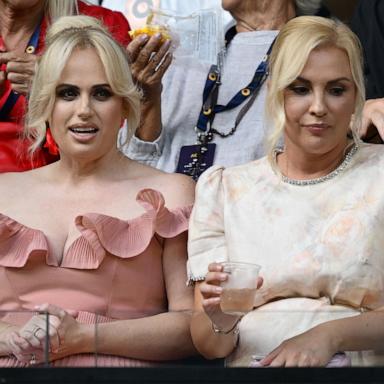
left=266, top=16, right=365, bottom=162
left=26, top=15, right=140, bottom=154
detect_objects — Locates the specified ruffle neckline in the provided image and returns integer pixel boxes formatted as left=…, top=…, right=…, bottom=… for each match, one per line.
left=0, top=189, right=191, bottom=270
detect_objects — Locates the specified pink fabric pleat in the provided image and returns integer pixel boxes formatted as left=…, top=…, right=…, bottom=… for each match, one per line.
left=0, top=189, right=192, bottom=270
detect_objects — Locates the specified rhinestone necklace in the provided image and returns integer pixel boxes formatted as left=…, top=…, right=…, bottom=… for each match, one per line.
left=274, top=144, right=359, bottom=186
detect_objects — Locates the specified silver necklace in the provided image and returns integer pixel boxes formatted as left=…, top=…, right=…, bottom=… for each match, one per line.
left=274, top=144, right=359, bottom=186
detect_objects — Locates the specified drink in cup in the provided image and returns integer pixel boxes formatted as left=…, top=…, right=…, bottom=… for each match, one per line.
left=220, top=262, right=261, bottom=316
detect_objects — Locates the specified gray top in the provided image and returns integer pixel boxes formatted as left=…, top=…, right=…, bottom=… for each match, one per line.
left=121, top=30, right=279, bottom=173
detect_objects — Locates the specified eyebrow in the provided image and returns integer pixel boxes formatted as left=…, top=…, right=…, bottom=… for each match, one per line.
left=56, top=83, right=111, bottom=89
left=295, top=76, right=353, bottom=84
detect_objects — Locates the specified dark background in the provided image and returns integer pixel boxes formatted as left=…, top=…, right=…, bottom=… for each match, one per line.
left=324, top=0, right=359, bottom=22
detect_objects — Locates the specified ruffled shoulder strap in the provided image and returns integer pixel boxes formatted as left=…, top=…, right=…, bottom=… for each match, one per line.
left=63, top=189, right=192, bottom=269
left=136, top=189, right=191, bottom=237
left=0, top=213, right=48, bottom=267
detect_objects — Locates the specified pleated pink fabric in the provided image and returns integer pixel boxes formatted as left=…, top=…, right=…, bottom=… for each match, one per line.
left=0, top=189, right=192, bottom=367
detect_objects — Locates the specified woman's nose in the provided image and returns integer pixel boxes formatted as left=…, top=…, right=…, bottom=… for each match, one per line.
left=309, top=92, right=327, bottom=117
left=77, top=95, right=93, bottom=118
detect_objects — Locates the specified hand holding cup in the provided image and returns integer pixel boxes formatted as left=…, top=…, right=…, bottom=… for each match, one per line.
left=200, top=262, right=262, bottom=330
left=219, top=262, right=261, bottom=316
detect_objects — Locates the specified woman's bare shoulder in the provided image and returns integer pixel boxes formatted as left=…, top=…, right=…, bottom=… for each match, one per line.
left=0, top=168, right=48, bottom=200
left=130, top=162, right=195, bottom=208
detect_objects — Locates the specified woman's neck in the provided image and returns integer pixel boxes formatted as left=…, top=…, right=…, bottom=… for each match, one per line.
left=52, top=150, right=130, bottom=186
left=0, top=1, right=45, bottom=51
left=277, top=140, right=351, bottom=181
left=234, top=0, right=296, bottom=33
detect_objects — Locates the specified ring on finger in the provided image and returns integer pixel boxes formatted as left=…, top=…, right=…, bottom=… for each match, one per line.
left=33, top=326, right=42, bottom=337
left=30, top=353, right=36, bottom=365
left=154, top=60, right=164, bottom=73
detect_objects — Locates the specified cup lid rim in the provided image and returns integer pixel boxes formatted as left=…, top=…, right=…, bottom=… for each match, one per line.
left=221, top=261, right=261, bottom=269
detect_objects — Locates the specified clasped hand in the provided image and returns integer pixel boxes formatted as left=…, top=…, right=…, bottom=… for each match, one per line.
left=0, top=51, right=37, bottom=95
left=7, top=304, right=79, bottom=365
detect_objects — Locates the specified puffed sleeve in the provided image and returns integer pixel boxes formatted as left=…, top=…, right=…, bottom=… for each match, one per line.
left=187, top=165, right=228, bottom=285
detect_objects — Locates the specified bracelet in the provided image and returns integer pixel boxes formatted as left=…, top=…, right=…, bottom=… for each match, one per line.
left=211, top=317, right=242, bottom=335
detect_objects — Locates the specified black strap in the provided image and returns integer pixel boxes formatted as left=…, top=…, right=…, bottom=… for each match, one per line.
left=195, top=37, right=274, bottom=138
left=0, top=91, right=19, bottom=121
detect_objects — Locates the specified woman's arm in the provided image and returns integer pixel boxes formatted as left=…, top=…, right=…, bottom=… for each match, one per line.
left=323, top=309, right=384, bottom=352
left=191, top=286, right=241, bottom=359
left=261, top=309, right=384, bottom=367
left=190, top=263, right=249, bottom=359
left=123, top=35, right=172, bottom=166
left=127, top=34, right=172, bottom=143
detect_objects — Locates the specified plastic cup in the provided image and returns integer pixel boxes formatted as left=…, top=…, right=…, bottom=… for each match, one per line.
left=220, top=262, right=261, bottom=316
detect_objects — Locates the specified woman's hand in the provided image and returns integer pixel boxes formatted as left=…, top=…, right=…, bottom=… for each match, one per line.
left=7, top=309, right=61, bottom=365
left=0, top=51, right=37, bottom=95
left=199, top=262, right=229, bottom=326
left=360, top=98, right=384, bottom=143
left=260, top=325, right=337, bottom=367
left=127, top=34, right=173, bottom=102
left=200, top=262, right=263, bottom=330
left=9, top=304, right=86, bottom=365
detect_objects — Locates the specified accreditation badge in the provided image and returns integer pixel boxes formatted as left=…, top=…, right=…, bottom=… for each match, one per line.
left=176, top=143, right=216, bottom=180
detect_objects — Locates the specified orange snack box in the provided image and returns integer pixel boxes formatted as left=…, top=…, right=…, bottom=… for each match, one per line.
left=128, top=25, right=171, bottom=43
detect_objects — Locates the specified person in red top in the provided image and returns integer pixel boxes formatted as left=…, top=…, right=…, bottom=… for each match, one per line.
left=0, top=0, right=131, bottom=172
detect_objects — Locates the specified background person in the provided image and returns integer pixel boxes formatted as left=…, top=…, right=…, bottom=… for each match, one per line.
left=350, top=0, right=384, bottom=143
left=0, top=0, right=131, bottom=173
left=0, top=15, right=195, bottom=367
left=188, top=16, right=384, bottom=367
left=122, top=0, right=326, bottom=179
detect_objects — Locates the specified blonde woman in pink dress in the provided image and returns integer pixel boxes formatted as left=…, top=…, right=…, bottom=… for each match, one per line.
left=188, top=16, right=384, bottom=367
left=0, top=15, right=196, bottom=367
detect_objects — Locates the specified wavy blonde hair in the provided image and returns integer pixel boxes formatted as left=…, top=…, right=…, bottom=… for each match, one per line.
left=26, top=15, right=140, bottom=154
left=266, top=16, right=365, bottom=163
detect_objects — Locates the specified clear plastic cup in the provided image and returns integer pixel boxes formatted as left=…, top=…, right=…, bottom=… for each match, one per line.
left=220, top=262, right=261, bottom=316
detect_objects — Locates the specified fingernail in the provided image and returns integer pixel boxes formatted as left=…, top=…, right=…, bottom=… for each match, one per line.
left=154, top=33, right=162, bottom=39
left=140, top=34, right=149, bottom=41
left=219, top=274, right=227, bottom=281
left=163, top=40, right=171, bottom=48
left=215, top=287, right=223, bottom=294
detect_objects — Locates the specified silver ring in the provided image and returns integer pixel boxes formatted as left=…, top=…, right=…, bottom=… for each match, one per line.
left=30, top=353, right=36, bottom=365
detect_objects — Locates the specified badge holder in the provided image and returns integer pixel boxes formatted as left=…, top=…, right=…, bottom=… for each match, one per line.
left=176, top=129, right=216, bottom=180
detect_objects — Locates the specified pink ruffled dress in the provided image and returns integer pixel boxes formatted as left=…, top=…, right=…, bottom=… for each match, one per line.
left=0, top=189, right=192, bottom=367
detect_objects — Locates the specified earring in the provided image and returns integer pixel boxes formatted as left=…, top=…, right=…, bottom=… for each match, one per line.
left=43, top=123, right=60, bottom=156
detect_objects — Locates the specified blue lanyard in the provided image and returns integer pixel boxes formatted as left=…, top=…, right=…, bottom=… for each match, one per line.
left=195, top=32, right=275, bottom=141
left=0, top=22, right=41, bottom=121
